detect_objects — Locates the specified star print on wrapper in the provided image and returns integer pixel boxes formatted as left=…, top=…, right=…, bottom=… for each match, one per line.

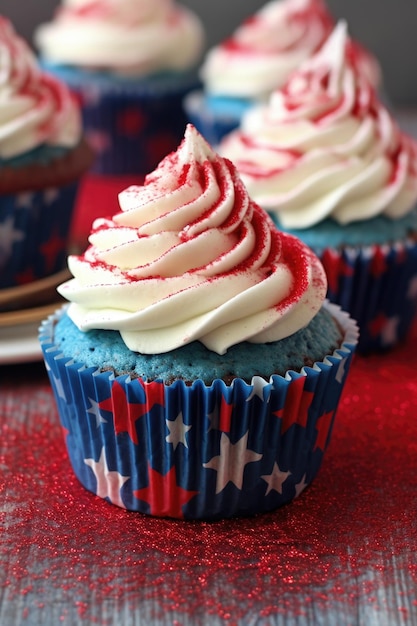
left=165, top=412, right=191, bottom=450
left=0, top=216, right=25, bottom=266
left=87, top=397, right=107, bottom=428
left=133, top=464, right=198, bottom=519
left=40, top=228, right=66, bottom=273
left=99, top=379, right=165, bottom=444
left=39, top=295, right=358, bottom=519
left=207, top=393, right=235, bottom=433
left=320, top=248, right=354, bottom=296
left=261, top=462, right=291, bottom=495
left=85, top=447, right=129, bottom=509
left=204, top=432, right=263, bottom=494
left=273, top=376, right=315, bottom=434
left=313, top=410, right=335, bottom=452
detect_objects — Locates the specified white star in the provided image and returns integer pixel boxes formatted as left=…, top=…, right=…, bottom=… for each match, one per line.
left=43, top=187, right=59, bottom=205
left=0, top=216, right=25, bottom=264
left=87, top=397, right=107, bottom=428
left=14, top=192, right=35, bottom=209
left=86, top=129, right=111, bottom=153
left=45, top=362, right=66, bottom=401
left=53, top=372, right=66, bottom=401
left=84, top=447, right=129, bottom=509
left=203, top=432, right=262, bottom=493
left=246, top=377, right=271, bottom=402
left=335, top=357, right=347, bottom=384
left=380, top=316, right=400, bottom=346
left=261, top=462, right=290, bottom=495
left=294, top=474, right=309, bottom=498
left=165, top=412, right=191, bottom=450
left=407, top=275, right=417, bottom=300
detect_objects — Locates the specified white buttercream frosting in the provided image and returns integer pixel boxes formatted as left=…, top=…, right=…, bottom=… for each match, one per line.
left=220, top=22, right=417, bottom=229
left=58, top=125, right=327, bottom=354
left=200, top=0, right=380, bottom=100
left=0, top=18, right=81, bottom=159
left=35, top=0, right=204, bottom=76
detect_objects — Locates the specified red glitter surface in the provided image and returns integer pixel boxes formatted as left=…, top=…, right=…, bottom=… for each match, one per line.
left=1, top=331, right=417, bottom=625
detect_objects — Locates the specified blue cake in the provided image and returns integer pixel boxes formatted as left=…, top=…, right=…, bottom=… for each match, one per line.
left=52, top=305, right=343, bottom=385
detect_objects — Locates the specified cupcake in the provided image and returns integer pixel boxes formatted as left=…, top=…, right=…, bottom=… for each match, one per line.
left=39, top=125, right=358, bottom=520
left=185, top=0, right=380, bottom=146
left=0, top=17, right=93, bottom=290
left=34, top=0, right=204, bottom=175
left=220, top=22, right=417, bottom=354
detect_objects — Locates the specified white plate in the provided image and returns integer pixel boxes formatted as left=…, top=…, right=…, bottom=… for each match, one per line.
left=0, top=300, right=63, bottom=365
left=0, top=321, right=43, bottom=365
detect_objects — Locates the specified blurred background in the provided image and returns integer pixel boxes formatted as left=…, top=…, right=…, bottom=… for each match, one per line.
left=1, top=0, right=415, bottom=106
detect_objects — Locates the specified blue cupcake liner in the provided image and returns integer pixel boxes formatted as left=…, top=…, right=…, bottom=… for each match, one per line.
left=0, top=181, right=79, bottom=289
left=183, top=90, right=245, bottom=147
left=80, top=90, right=191, bottom=175
left=39, top=301, right=358, bottom=520
left=44, top=64, right=200, bottom=176
left=318, top=237, right=417, bottom=354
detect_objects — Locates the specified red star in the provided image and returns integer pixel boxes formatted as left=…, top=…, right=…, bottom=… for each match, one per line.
left=133, top=464, right=198, bottom=518
left=40, top=230, right=66, bottom=272
left=368, top=313, right=389, bottom=338
left=273, top=377, right=314, bottom=434
left=16, top=266, right=37, bottom=285
left=99, top=379, right=164, bottom=444
left=139, top=379, right=165, bottom=411
left=219, top=394, right=234, bottom=432
left=314, top=410, right=335, bottom=452
left=117, top=107, right=146, bottom=135
left=321, top=249, right=353, bottom=295
left=370, top=247, right=387, bottom=278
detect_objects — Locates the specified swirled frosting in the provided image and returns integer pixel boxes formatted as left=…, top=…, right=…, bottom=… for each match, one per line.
left=58, top=125, right=327, bottom=355
left=0, top=18, right=81, bottom=160
left=35, top=0, right=204, bottom=76
left=220, top=22, right=417, bottom=229
left=200, top=0, right=380, bottom=100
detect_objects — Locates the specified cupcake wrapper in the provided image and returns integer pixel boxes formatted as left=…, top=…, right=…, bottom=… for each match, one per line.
left=320, top=238, right=417, bottom=353
left=0, top=181, right=79, bottom=289
left=39, top=302, right=358, bottom=520
left=68, top=78, right=199, bottom=175
left=184, top=91, right=242, bottom=147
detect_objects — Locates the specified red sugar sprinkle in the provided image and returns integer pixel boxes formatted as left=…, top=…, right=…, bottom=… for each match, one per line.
left=178, top=162, right=191, bottom=188
left=2, top=333, right=417, bottom=623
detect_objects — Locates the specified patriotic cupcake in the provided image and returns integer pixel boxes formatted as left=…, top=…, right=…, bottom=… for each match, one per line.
left=220, top=22, right=417, bottom=354
left=185, top=0, right=380, bottom=146
left=0, top=17, right=93, bottom=290
left=34, top=0, right=204, bottom=175
left=39, top=125, right=358, bottom=520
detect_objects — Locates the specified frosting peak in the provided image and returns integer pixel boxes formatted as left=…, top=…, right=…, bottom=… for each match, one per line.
left=58, top=125, right=327, bottom=354
left=220, top=23, right=417, bottom=229
left=0, top=17, right=81, bottom=159
left=200, top=0, right=379, bottom=100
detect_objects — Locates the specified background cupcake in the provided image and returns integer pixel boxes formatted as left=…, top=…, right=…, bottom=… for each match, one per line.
left=39, top=125, right=358, bottom=520
left=0, top=17, right=93, bottom=290
left=220, top=22, right=417, bottom=354
left=184, top=0, right=380, bottom=146
left=34, top=0, right=204, bottom=175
